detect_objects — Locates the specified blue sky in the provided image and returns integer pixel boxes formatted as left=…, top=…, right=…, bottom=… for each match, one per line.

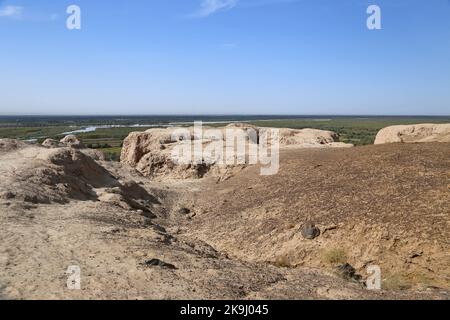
left=0, top=0, right=449, bottom=115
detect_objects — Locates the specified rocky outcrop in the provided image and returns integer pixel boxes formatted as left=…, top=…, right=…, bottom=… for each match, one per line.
left=120, top=124, right=353, bottom=179
left=0, top=145, right=116, bottom=204
left=0, top=139, right=29, bottom=154
left=274, top=128, right=353, bottom=148
left=43, top=136, right=105, bottom=160
left=0, top=140, right=153, bottom=210
left=59, top=135, right=85, bottom=149
left=120, top=129, right=210, bottom=179
left=42, top=139, right=62, bottom=148
left=375, top=123, right=450, bottom=144
left=44, top=136, right=85, bottom=149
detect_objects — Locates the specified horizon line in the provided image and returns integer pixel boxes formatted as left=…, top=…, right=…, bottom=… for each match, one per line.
left=0, top=114, right=449, bottom=117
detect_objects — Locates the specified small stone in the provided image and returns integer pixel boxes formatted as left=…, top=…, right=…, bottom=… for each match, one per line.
left=408, top=250, right=423, bottom=259
left=0, top=192, right=16, bottom=200
left=178, top=208, right=191, bottom=215
left=336, top=263, right=362, bottom=282
left=143, top=259, right=177, bottom=270
left=301, top=222, right=321, bottom=240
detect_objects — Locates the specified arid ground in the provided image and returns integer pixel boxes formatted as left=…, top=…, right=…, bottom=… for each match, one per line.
left=0, top=138, right=448, bottom=300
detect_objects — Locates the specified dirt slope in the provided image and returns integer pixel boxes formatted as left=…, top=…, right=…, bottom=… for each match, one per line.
left=0, top=139, right=448, bottom=299
left=183, top=143, right=450, bottom=290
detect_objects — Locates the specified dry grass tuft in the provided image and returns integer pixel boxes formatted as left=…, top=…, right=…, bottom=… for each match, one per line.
left=322, top=248, right=347, bottom=265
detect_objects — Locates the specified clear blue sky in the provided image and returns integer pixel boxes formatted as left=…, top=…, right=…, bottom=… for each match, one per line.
left=0, top=0, right=449, bottom=115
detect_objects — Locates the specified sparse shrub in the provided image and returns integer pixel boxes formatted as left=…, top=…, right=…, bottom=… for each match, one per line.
left=322, top=248, right=347, bottom=265
left=274, top=256, right=291, bottom=268
left=382, top=274, right=412, bottom=291
left=413, top=273, right=434, bottom=288
left=104, top=151, right=120, bottom=162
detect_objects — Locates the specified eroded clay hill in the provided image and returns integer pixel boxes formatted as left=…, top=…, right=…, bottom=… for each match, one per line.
left=375, top=123, right=450, bottom=144
left=0, top=139, right=155, bottom=212
left=120, top=124, right=353, bottom=180
left=182, top=142, right=450, bottom=290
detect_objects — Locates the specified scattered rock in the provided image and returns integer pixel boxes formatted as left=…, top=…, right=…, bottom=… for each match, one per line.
left=301, top=222, right=321, bottom=240
left=405, top=250, right=424, bottom=263
left=141, top=211, right=157, bottom=219
left=143, top=259, right=177, bottom=270
left=409, top=250, right=423, bottom=259
left=322, top=224, right=338, bottom=235
left=0, top=192, right=16, bottom=200
left=336, top=263, right=362, bottom=282
left=110, top=228, right=123, bottom=234
left=152, top=224, right=167, bottom=233
left=178, top=207, right=191, bottom=215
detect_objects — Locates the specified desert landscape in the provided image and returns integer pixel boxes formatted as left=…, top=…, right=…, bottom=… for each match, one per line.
left=0, top=121, right=449, bottom=300
left=1, top=1, right=449, bottom=305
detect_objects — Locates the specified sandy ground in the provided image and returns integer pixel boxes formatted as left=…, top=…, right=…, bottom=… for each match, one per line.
left=0, top=140, right=448, bottom=299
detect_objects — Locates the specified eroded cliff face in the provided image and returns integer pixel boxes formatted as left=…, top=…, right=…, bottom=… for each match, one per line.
left=375, top=123, right=450, bottom=144
left=120, top=124, right=353, bottom=179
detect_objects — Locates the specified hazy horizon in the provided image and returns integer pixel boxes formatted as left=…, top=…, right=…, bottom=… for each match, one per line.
left=1, top=113, right=450, bottom=118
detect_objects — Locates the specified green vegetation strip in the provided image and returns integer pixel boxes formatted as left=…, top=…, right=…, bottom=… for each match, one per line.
left=1, top=117, right=449, bottom=160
